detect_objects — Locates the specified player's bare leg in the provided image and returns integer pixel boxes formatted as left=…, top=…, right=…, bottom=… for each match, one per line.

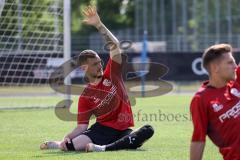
left=40, top=135, right=92, bottom=151
left=70, top=134, right=92, bottom=151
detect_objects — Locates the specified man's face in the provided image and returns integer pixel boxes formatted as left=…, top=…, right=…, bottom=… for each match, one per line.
left=85, top=55, right=103, bottom=79
left=215, top=52, right=237, bottom=81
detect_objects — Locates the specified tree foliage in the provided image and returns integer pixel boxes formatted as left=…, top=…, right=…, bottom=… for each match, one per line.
left=71, top=0, right=134, bottom=35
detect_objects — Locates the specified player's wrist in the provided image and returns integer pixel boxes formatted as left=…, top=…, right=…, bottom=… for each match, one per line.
left=95, top=21, right=103, bottom=28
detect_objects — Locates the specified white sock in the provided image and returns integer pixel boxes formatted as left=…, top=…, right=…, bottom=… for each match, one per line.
left=94, top=144, right=106, bottom=152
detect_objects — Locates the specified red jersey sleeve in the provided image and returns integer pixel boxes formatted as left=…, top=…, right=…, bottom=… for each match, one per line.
left=77, top=96, right=92, bottom=124
left=190, top=94, right=208, bottom=142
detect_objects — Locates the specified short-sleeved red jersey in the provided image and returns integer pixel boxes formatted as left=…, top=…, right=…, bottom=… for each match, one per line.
left=190, top=67, right=240, bottom=159
left=77, top=58, right=134, bottom=131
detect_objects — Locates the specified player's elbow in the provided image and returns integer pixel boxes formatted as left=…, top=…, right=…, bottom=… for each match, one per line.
left=113, top=37, right=120, bottom=45
left=106, top=41, right=120, bottom=52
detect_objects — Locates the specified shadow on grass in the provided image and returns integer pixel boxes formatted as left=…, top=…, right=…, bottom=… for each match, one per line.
left=33, top=149, right=146, bottom=158
left=32, top=150, right=80, bottom=158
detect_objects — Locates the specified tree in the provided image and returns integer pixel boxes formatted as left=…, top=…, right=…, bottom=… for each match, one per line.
left=71, top=0, right=134, bottom=35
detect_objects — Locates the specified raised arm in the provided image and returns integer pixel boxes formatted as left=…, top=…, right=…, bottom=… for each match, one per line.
left=82, top=6, right=122, bottom=64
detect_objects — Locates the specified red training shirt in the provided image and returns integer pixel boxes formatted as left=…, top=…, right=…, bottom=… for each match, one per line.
left=190, top=67, right=240, bottom=160
left=77, top=58, right=134, bottom=130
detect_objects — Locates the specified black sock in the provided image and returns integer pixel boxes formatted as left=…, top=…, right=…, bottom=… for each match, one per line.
left=105, top=124, right=154, bottom=151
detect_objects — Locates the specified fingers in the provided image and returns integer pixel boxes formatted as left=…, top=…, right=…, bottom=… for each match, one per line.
left=89, top=5, right=97, bottom=15
left=59, top=137, right=70, bottom=151
left=82, top=10, right=89, bottom=17
left=87, top=5, right=95, bottom=15
left=82, top=5, right=96, bottom=17
left=92, top=6, right=96, bottom=13
left=60, top=141, right=68, bottom=151
left=87, top=6, right=93, bottom=15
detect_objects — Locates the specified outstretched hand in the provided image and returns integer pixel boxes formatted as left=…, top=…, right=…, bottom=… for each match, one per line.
left=82, top=6, right=101, bottom=27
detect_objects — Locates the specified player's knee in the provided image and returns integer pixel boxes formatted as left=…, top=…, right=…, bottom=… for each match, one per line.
left=142, top=124, right=154, bottom=138
left=128, top=124, right=154, bottom=149
left=65, top=139, right=76, bottom=151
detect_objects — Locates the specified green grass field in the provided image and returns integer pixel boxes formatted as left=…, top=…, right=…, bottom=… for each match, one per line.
left=0, top=95, right=222, bottom=160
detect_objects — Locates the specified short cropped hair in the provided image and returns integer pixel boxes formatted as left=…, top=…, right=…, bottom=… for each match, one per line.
left=77, top=50, right=98, bottom=65
left=202, top=44, right=232, bottom=72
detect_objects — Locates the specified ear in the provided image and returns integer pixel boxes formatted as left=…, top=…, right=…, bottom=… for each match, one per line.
left=210, top=62, right=219, bottom=73
left=210, top=61, right=220, bottom=73
left=215, top=65, right=220, bottom=73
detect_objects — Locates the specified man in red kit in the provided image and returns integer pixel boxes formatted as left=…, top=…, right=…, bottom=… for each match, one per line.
left=190, top=44, right=240, bottom=160
left=40, top=6, right=154, bottom=152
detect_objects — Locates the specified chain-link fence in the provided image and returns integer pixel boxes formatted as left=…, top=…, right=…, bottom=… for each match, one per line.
left=72, top=0, right=240, bottom=53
